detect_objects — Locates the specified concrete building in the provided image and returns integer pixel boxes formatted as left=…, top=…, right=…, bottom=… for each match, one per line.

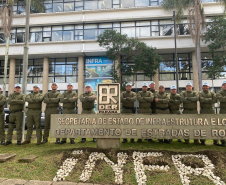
left=0, top=0, right=225, bottom=113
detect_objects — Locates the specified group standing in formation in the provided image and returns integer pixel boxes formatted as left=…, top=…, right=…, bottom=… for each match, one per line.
left=0, top=80, right=225, bottom=146
left=121, top=81, right=226, bottom=146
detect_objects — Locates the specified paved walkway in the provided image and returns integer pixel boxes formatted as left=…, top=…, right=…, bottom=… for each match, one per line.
left=0, top=178, right=103, bottom=185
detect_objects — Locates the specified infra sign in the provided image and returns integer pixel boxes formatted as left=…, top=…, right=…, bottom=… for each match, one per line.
left=97, top=83, right=120, bottom=114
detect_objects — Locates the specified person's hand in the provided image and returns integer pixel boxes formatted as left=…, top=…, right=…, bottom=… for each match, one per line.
left=155, top=98, right=159, bottom=102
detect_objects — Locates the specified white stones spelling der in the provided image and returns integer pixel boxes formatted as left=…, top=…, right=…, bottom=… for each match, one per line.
left=53, top=150, right=225, bottom=185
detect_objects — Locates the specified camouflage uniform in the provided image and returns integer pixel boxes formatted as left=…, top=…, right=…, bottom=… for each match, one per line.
left=137, top=90, right=154, bottom=142
left=155, top=91, right=170, bottom=143
left=137, top=91, right=154, bottom=114
left=121, top=90, right=137, bottom=143
left=169, top=93, right=181, bottom=114
left=150, top=89, right=158, bottom=114
left=199, top=90, right=217, bottom=145
left=79, top=91, right=96, bottom=142
left=216, top=89, right=226, bottom=146
left=7, top=92, right=25, bottom=142
left=43, top=91, right=61, bottom=142
left=180, top=90, right=199, bottom=144
left=25, top=92, right=44, bottom=143
left=60, top=91, right=78, bottom=143
left=0, top=94, right=6, bottom=143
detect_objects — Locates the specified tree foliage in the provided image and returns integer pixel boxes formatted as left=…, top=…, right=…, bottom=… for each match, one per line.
left=203, top=16, right=226, bottom=79
left=97, top=30, right=162, bottom=88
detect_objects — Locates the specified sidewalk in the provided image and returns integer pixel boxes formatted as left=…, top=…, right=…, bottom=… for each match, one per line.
left=0, top=178, right=103, bottom=185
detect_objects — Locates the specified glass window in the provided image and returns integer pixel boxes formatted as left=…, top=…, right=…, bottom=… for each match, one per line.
left=52, top=26, right=62, bottom=31
left=52, top=31, right=62, bottom=41
left=121, top=22, right=135, bottom=27
left=63, top=30, right=74, bottom=41
left=159, top=62, right=175, bottom=72
left=84, top=24, right=98, bottom=29
left=16, top=32, right=25, bottom=43
left=67, top=58, right=78, bottom=64
left=75, top=25, right=83, bottom=29
left=66, top=76, right=77, bottom=82
left=113, top=22, right=120, bottom=27
left=55, top=65, right=66, bottom=75
left=34, top=59, right=43, bottom=65
left=64, top=25, right=74, bottom=30
left=55, top=76, right=65, bottom=82
left=121, top=27, right=135, bottom=37
left=159, top=73, right=174, bottom=81
left=43, top=32, right=51, bottom=37
left=43, top=27, right=51, bottom=31
left=99, top=23, right=112, bottom=28
left=135, top=0, right=149, bottom=6
left=0, top=34, right=5, bottom=43
left=64, top=2, right=74, bottom=11
left=75, top=1, right=83, bottom=7
left=53, top=3, right=63, bottom=12
left=121, top=0, right=134, bottom=7
left=56, top=58, right=66, bottom=64
left=136, top=21, right=150, bottom=26
left=136, top=27, right=150, bottom=37
left=84, top=29, right=98, bottom=40
left=75, top=30, right=83, bottom=35
left=179, top=61, right=190, bottom=72
left=98, top=0, right=112, bottom=9
left=160, top=25, right=174, bottom=36
left=84, top=1, right=98, bottom=10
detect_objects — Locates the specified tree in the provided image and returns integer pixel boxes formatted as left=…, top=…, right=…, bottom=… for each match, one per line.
left=97, top=30, right=162, bottom=89
left=0, top=0, right=44, bottom=95
left=161, top=0, right=226, bottom=91
left=203, top=16, right=226, bottom=80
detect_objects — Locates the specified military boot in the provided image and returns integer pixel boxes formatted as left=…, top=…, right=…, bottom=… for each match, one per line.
left=137, top=139, right=142, bottom=143
left=194, top=139, right=200, bottom=145
left=81, top=138, right=86, bottom=143
left=148, top=139, right=155, bottom=143
left=22, top=140, right=30, bottom=145
left=178, top=139, right=182, bottom=142
left=184, top=139, right=190, bottom=144
left=55, top=139, right=60, bottom=144
left=4, top=141, right=12, bottom=146
left=201, top=141, right=206, bottom=146
left=17, top=141, right=21, bottom=145
left=93, top=138, right=97, bottom=143
left=122, top=139, right=128, bottom=143
left=1, top=141, right=5, bottom=145
left=130, top=139, right=135, bottom=143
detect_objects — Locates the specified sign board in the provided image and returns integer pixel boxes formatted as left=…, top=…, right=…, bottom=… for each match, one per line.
left=50, top=114, right=226, bottom=140
left=97, top=83, right=120, bottom=114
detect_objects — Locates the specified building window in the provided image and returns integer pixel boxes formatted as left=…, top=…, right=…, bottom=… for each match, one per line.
left=15, top=59, right=43, bottom=84
left=48, top=57, right=78, bottom=83
left=0, top=60, right=9, bottom=84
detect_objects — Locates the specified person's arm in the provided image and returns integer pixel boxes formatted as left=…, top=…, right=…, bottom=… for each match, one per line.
left=33, top=94, right=44, bottom=102
left=87, top=93, right=96, bottom=102
left=79, top=94, right=87, bottom=103
left=120, top=93, right=128, bottom=103
left=144, top=92, right=154, bottom=102
left=158, top=93, right=170, bottom=103
left=60, top=93, right=68, bottom=103
left=44, top=93, right=52, bottom=103
left=13, top=95, right=25, bottom=104
left=189, top=92, right=199, bottom=102
left=25, top=94, right=34, bottom=103
left=69, top=93, right=78, bottom=103
left=174, top=95, right=181, bottom=105
left=126, top=92, right=137, bottom=102
left=199, top=92, right=212, bottom=103
left=0, top=95, right=6, bottom=106
left=137, top=92, right=147, bottom=102
left=50, top=93, right=61, bottom=103
left=217, top=92, right=226, bottom=102
left=211, top=92, right=217, bottom=104
left=180, top=92, right=190, bottom=103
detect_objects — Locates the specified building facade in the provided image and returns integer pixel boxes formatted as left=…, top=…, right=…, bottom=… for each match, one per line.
left=0, top=0, right=225, bottom=113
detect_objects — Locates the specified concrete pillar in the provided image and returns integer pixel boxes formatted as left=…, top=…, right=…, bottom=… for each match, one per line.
left=153, top=69, right=159, bottom=88
left=192, top=51, right=200, bottom=114
left=42, top=57, right=49, bottom=112
left=8, top=58, right=16, bottom=95
left=78, top=55, right=84, bottom=114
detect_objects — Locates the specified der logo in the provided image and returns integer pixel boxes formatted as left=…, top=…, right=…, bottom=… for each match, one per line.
left=97, top=83, right=120, bottom=114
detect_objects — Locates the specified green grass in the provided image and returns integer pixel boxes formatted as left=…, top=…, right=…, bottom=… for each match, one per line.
left=0, top=132, right=226, bottom=184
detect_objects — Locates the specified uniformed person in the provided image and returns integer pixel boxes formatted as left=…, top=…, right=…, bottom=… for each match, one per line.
left=155, top=85, right=171, bottom=143
left=169, top=85, right=182, bottom=142
left=42, top=82, right=61, bottom=144
left=0, top=86, right=7, bottom=145
left=199, top=82, right=217, bottom=146
left=149, top=81, right=157, bottom=114
left=121, top=82, right=137, bottom=143
left=22, top=85, right=44, bottom=145
left=137, top=82, right=154, bottom=143
left=5, top=84, right=25, bottom=145
left=60, top=82, right=78, bottom=144
left=79, top=84, right=97, bottom=143
left=216, top=80, right=226, bottom=147
left=180, top=82, right=199, bottom=145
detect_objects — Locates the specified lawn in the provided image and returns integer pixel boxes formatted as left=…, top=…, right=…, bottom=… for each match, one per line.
left=0, top=133, right=226, bottom=185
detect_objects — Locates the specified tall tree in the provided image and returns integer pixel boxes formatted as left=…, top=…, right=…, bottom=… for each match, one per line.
left=161, top=0, right=226, bottom=91
left=203, top=16, right=226, bottom=79
left=97, top=30, right=162, bottom=89
left=0, top=0, right=44, bottom=95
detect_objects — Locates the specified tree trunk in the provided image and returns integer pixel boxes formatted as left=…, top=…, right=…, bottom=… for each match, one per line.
left=3, top=36, right=10, bottom=96
left=22, top=0, right=31, bottom=141
left=196, top=43, right=202, bottom=91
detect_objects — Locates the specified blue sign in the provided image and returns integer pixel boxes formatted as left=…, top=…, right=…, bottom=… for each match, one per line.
left=85, top=57, right=112, bottom=65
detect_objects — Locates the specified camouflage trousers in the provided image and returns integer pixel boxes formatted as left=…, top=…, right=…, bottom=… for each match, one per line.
left=219, top=109, right=226, bottom=144
left=61, top=108, right=75, bottom=142
left=170, top=110, right=180, bottom=114
left=0, top=111, right=5, bottom=141
left=7, top=111, right=23, bottom=142
left=26, top=109, right=42, bottom=142
left=81, top=108, right=95, bottom=114
left=43, top=107, right=59, bottom=141
left=156, top=108, right=170, bottom=114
